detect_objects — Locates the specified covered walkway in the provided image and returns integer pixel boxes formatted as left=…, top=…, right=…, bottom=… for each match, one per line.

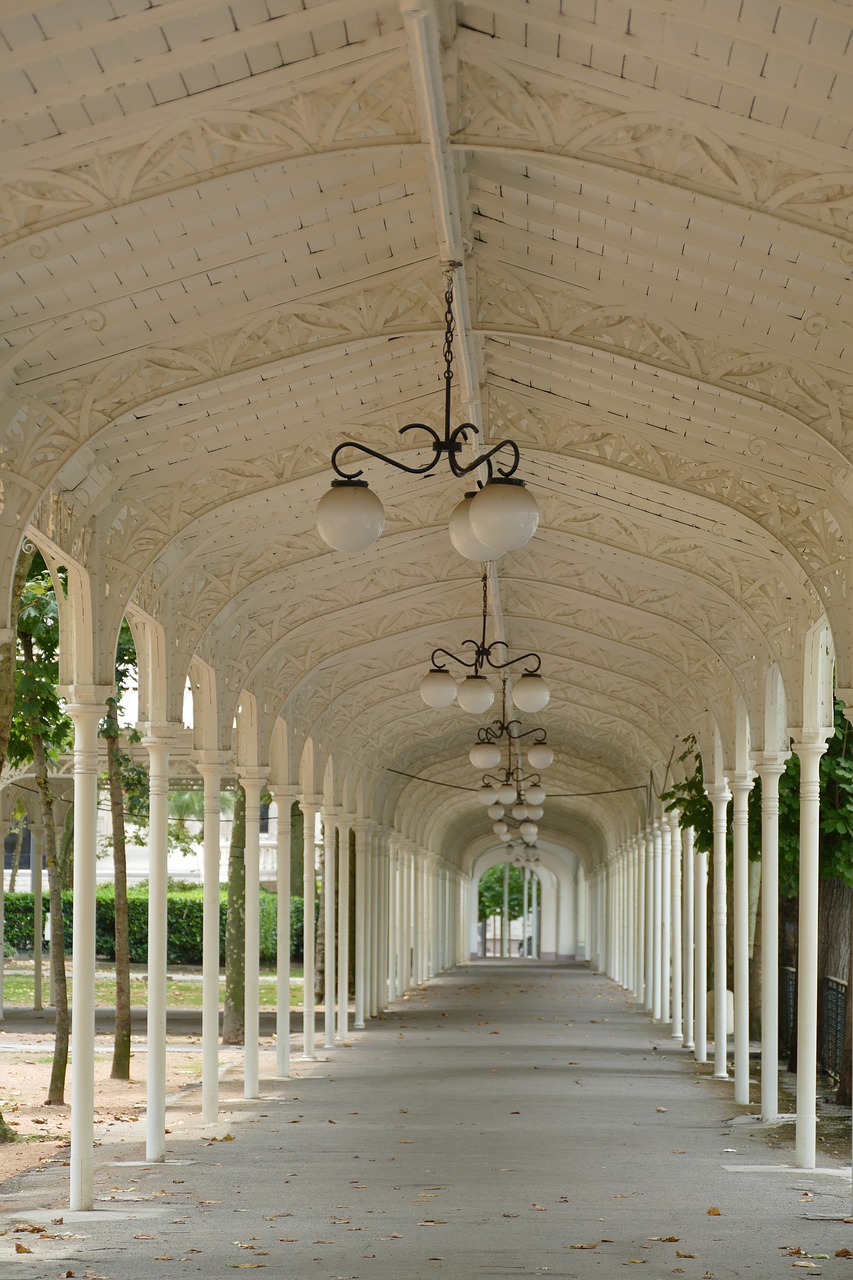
left=3, top=962, right=851, bottom=1279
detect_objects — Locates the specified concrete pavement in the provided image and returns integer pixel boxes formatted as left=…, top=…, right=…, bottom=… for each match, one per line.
left=1, top=960, right=852, bottom=1279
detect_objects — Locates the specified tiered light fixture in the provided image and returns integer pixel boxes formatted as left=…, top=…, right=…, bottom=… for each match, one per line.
left=420, top=572, right=550, bottom=715
left=316, top=268, right=539, bottom=557
left=470, top=682, right=553, bottom=848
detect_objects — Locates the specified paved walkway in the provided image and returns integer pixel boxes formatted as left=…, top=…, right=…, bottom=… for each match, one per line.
left=2, top=961, right=852, bottom=1279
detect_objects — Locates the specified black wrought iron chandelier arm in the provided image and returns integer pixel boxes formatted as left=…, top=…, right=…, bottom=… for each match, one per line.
left=428, top=639, right=482, bottom=673
left=504, top=719, right=549, bottom=744
left=330, top=428, right=446, bottom=481
left=446, top=430, right=521, bottom=481
left=480, top=768, right=542, bottom=789
left=476, top=718, right=548, bottom=746
left=481, top=644, right=543, bottom=676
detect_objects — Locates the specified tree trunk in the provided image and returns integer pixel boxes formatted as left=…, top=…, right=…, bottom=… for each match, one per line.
left=0, top=545, right=34, bottom=1141
left=222, top=785, right=246, bottom=1045
left=105, top=701, right=132, bottom=1079
left=58, top=801, right=74, bottom=890
left=8, top=824, right=20, bottom=892
left=837, top=887, right=853, bottom=1104
left=290, top=802, right=304, bottom=898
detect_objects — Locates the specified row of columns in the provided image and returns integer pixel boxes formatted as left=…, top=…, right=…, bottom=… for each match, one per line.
left=60, top=712, right=467, bottom=1212
left=592, top=736, right=832, bottom=1172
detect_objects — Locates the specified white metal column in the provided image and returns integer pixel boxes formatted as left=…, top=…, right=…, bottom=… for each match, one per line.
left=709, top=783, right=731, bottom=1079
left=354, top=822, right=368, bottom=1029
left=682, top=825, right=695, bottom=1052
left=694, top=832, right=709, bottom=1065
left=730, top=772, right=754, bottom=1106
left=271, top=786, right=296, bottom=1080
left=337, top=819, right=350, bottom=1040
left=66, top=695, right=109, bottom=1211
left=143, top=726, right=173, bottom=1161
left=756, top=758, right=786, bottom=1121
left=300, top=798, right=319, bottom=1059
left=660, top=821, right=672, bottom=1024
left=323, top=812, right=337, bottom=1050
left=652, top=822, right=663, bottom=1021
left=197, top=756, right=225, bottom=1122
left=669, top=815, right=683, bottom=1042
left=644, top=829, right=654, bottom=1013
left=242, top=770, right=265, bottom=1098
left=793, top=737, right=831, bottom=1169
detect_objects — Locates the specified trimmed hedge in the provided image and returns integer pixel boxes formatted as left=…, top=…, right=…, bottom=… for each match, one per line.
left=3, top=888, right=307, bottom=966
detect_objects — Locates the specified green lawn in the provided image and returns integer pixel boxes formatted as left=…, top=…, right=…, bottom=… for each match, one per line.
left=1, top=969, right=305, bottom=1009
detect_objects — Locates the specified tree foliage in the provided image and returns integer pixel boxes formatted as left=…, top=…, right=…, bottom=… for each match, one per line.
left=661, top=699, right=853, bottom=899
left=478, top=862, right=525, bottom=922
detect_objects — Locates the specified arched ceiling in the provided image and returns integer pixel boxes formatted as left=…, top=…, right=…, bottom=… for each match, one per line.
left=2, top=0, right=853, bottom=872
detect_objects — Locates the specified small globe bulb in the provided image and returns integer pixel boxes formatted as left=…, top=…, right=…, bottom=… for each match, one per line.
left=457, top=675, right=495, bottom=714
left=512, top=674, right=550, bottom=713
left=448, top=492, right=502, bottom=562
left=316, top=479, right=384, bottom=552
left=469, top=742, right=501, bottom=769
left=527, top=744, right=554, bottom=769
left=420, top=668, right=457, bottom=708
left=468, top=477, right=539, bottom=555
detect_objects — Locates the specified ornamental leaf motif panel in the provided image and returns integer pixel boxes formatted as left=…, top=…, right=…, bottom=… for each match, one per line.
left=475, top=264, right=850, bottom=450
left=0, top=49, right=416, bottom=249
left=455, top=45, right=853, bottom=244
left=10, top=261, right=443, bottom=499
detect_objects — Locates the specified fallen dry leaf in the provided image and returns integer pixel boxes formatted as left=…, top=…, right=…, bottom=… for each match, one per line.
left=531, top=1204, right=547, bottom=1212
left=570, top=1242, right=598, bottom=1250
left=14, top=1241, right=33, bottom=1254
left=650, top=1236, right=680, bottom=1242
left=676, top=1252, right=696, bottom=1259
left=836, top=1249, right=853, bottom=1259
left=656, top=1107, right=669, bottom=1113
left=706, top=1207, right=721, bottom=1216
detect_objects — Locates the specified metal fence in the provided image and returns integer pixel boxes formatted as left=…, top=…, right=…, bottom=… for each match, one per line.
left=778, top=966, right=846, bottom=1081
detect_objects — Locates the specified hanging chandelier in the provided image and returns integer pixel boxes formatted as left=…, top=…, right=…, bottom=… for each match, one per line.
left=470, top=682, right=552, bottom=848
left=420, top=572, right=550, bottom=715
left=316, top=267, right=539, bottom=557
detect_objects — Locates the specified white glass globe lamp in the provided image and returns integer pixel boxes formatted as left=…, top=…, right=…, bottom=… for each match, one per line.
left=527, top=743, right=554, bottom=769
left=511, top=803, right=528, bottom=821
left=512, top=673, right=550, bottom=713
left=449, top=492, right=503, bottom=562
left=468, top=477, right=539, bottom=555
left=525, top=784, right=546, bottom=806
left=469, top=742, right=501, bottom=769
left=499, top=830, right=512, bottom=843
left=527, top=805, right=544, bottom=821
left=519, top=821, right=538, bottom=843
left=420, top=667, right=457, bottom=708
left=497, top=782, right=517, bottom=806
left=493, top=821, right=508, bottom=836
left=457, top=675, right=495, bottom=714
left=478, top=785, right=499, bottom=806
left=316, top=479, right=385, bottom=552
left=487, top=804, right=505, bottom=820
